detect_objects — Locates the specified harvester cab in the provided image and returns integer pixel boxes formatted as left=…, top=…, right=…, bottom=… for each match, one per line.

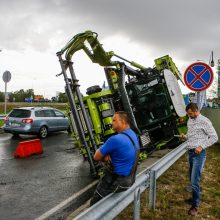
left=56, top=30, right=186, bottom=176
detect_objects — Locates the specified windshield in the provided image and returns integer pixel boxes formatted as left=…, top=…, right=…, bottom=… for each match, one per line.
left=9, top=109, right=31, bottom=118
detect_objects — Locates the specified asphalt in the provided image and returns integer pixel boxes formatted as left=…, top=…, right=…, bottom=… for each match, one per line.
left=0, top=130, right=171, bottom=220
left=0, top=132, right=93, bottom=220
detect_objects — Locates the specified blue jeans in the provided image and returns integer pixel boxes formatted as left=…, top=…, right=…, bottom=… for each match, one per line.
left=188, top=149, right=206, bottom=207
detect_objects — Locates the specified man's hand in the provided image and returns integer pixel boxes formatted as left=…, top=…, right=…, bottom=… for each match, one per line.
left=103, top=155, right=111, bottom=161
left=180, top=133, right=187, bottom=141
left=195, top=146, right=203, bottom=154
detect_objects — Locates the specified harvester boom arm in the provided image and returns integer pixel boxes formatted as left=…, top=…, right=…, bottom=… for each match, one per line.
left=59, top=30, right=148, bottom=71
left=60, top=30, right=115, bottom=66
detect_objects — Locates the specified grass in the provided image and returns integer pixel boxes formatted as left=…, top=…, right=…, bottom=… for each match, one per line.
left=0, top=120, right=4, bottom=127
left=115, top=144, right=220, bottom=220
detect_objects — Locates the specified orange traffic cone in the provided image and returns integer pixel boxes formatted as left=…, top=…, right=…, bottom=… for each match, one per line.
left=14, top=139, right=43, bottom=158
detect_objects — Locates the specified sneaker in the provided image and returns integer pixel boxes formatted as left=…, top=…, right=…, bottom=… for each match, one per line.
left=188, top=206, right=198, bottom=216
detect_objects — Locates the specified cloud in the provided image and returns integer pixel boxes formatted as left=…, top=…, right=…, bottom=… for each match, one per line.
left=0, top=0, right=219, bottom=97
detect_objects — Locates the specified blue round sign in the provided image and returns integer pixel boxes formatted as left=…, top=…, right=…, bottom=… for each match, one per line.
left=184, top=62, right=213, bottom=92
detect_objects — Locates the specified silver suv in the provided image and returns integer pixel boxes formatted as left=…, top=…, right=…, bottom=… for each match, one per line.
left=3, top=107, right=70, bottom=138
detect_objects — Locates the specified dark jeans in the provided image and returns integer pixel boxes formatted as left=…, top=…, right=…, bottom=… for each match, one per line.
left=188, top=149, right=206, bottom=207
left=90, top=171, right=133, bottom=206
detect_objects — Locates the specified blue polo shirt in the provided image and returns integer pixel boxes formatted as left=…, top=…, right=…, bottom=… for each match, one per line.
left=100, top=128, right=139, bottom=176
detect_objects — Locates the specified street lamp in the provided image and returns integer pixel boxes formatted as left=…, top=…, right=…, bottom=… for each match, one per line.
left=210, top=51, right=214, bottom=67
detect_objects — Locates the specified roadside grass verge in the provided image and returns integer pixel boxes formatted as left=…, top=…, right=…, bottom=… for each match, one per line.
left=115, top=144, right=220, bottom=220
left=0, top=120, right=4, bottom=127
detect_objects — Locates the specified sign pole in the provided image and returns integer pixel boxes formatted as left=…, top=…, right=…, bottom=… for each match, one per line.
left=4, top=82, right=7, bottom=115
left=197, top=91, right=201, bottom=111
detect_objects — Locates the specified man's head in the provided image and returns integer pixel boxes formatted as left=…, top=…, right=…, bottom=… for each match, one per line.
left=112, top=111, right=131, bottom=133
left=185, top=103, right=200, bottom=119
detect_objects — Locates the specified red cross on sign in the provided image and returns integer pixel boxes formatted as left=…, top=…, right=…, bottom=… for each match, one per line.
left=184, top=62, right=213, bottom=92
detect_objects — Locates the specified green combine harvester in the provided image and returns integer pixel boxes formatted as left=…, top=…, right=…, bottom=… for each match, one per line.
left=56, top=30, right=186, bottom=176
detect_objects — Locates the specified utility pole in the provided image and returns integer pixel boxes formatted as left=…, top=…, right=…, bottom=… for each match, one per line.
left=217, top=59, right=220, bottom=100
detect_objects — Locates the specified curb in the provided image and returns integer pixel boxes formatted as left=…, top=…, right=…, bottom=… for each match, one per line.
left=35, top=180, right=98, bottom=220
left=0, top=128, right=4, bottom=134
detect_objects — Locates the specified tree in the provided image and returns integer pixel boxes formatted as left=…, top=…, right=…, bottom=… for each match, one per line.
left=0, top=92, right=4, bottom=102
left=8, top=89, right=34, bottom=102
left=58, top=92, right=68, bottom=103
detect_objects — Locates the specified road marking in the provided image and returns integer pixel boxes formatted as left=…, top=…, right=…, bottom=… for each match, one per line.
left=35, top=180, right=98, bottom=220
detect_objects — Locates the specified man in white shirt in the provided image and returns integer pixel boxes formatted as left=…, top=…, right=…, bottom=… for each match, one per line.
left=181, top=103, right=218, bottom=216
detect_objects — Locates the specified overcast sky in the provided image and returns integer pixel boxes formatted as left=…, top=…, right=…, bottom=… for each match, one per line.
left=0, top=0, right=219, bottom=98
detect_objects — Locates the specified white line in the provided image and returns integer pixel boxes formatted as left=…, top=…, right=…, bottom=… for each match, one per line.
left=35, top=180, right=98, bottom=220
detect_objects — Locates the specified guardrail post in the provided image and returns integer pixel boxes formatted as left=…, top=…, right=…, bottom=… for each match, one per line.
left=148, top=169, right=156, bottom=210
left=134, top=188, right=141, bottom=220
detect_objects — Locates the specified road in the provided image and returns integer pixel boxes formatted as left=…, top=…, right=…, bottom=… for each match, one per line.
left=0, top=132, right=93, bottom=220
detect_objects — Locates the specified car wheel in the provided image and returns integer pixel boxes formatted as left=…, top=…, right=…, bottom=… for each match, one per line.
left=38, top=126, right=48, bottom=138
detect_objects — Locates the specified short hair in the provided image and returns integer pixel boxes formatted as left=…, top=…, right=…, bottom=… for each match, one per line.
left=114, top=111, right=131, bottom=125
left=185, top=103, right=199, bottom=112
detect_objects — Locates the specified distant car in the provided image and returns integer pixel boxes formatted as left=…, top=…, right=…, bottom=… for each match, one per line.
left=3, top=107, right=70, bottom=138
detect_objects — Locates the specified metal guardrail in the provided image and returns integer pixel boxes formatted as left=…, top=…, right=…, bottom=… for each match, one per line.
left=148, top=142, right=187, bottom=209
left=74, top=142, right=187, bottom=220
left=0, top=115, right=6, bottom=120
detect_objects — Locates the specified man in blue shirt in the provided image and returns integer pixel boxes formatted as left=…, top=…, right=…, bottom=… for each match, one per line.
left=90, top=111, right=140, bottom=205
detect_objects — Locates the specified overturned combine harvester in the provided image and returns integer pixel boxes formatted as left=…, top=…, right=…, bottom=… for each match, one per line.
left=56, top=30, right=186, bottom=176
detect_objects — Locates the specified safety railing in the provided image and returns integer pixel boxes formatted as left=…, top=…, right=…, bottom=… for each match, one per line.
left=74, top=142, right=187, bottom=220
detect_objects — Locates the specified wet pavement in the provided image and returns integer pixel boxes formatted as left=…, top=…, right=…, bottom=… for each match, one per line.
left=0, top=132, right=93, bottom=220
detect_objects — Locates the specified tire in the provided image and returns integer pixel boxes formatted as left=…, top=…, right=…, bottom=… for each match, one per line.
left=38, top=126, right=48, bottom=139
left=86, top=85, right=102, bottom=95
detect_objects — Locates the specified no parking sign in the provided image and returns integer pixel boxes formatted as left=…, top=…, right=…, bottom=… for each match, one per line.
left=184, top=62, right=213, bottom=92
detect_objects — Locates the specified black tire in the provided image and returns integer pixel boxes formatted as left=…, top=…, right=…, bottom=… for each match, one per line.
left=86, top=85, right=102, bottom=95
left=38, top=126, right=48, bottom=139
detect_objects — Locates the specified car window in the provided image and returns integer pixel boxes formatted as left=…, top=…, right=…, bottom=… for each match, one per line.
left=35, top=110, right=45, bottom=117
left=54, top=110, right=65, bottom=117
left=9, top=109, right=31, bottom=118
left=43, top=110, right=56, bottom=117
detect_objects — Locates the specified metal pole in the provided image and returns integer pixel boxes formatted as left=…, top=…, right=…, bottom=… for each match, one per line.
left=56, top=52, right=97, bottom=176
left=134, top=188, right=141, bottom=220
left=4, top=82, right=7, bottom=115
left=197, top=91, right=201, bottom=110
left=148, top=170, right=156, bottom=210
left=68, top=62, right=98, bottom=151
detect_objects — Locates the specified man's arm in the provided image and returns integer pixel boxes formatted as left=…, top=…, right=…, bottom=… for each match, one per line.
left=202, top=120, right=218, bottom=149
left=94, top=149, right=111, bottom=161
left=93, top=149, right=105, bottom=161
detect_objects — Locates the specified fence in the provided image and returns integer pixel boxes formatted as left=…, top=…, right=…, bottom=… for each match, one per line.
left=74, top=142, right=187, bottom=220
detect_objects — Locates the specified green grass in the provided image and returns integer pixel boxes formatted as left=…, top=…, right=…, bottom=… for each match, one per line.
left=115, top=144, right=220, bottom=220
left=0, top=120, right=4, bottom=127
left=207, top=188, right=220, bottom=196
